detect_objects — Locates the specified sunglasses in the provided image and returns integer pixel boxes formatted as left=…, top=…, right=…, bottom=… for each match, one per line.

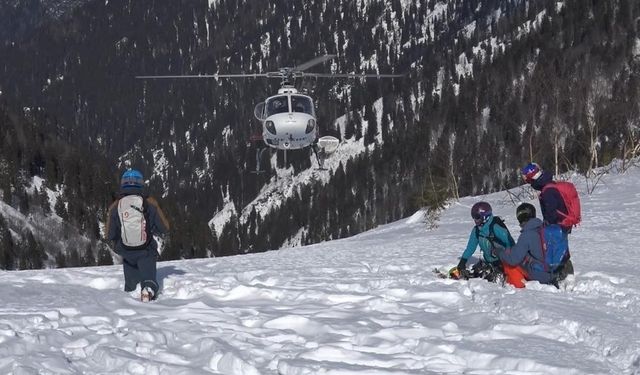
left=471, top=212, right=488, bottom=220
left=473, top=214, right=489, bottom=226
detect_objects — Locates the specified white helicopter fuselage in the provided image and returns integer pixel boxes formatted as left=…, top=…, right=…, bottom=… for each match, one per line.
left=263, top=112, right=316, bottom=150
left=257, top=88, right=318, bottom=150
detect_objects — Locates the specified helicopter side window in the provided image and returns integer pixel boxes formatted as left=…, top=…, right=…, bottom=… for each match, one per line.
left=266, top=96, right=289, bottom=116
left=291, top=96, right=313, bottom=114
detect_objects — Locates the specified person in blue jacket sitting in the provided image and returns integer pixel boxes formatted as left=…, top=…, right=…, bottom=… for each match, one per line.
left=494, top=203, right=552, bottom=287
left=451, top=201, right=514, bottom=282
left=496, top=202, right=574, bottom=288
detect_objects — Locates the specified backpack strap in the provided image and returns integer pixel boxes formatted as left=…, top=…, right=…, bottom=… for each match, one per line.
left=142, top=197, right=151, bottom=240
left=476, top=219, right=507, bottom=248
left=489, top=220, right=506, bottom=247
left=537, top=227, right=549, bottom=272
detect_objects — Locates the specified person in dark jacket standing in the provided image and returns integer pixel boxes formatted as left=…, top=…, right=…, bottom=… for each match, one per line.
left=521, top=163, right=566, bottom=225
left=106, top=169, right=170, bottom=301
left=521, top=162, right=574, bottom=276
left=495, top=203, right=553, bottom=287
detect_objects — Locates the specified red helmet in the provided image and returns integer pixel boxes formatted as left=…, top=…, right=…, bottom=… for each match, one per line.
left=521, top=162, right=542, bottom=183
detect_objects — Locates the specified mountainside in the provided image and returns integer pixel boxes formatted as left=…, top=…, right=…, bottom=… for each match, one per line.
left=0, top=103, right=114, bottom=269
left=0, top=0, right=639, bottom=267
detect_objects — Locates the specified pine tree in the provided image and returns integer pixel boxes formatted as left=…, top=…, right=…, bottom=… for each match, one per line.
left=18, top=188, right=29, bottom=215
left=67, top=247, right=80, bottom=267
left=97, top=243, right=114, bottom=266
left=0, top=216, right=15, bottom=270
left=20, top=230, right=46, bottom=270
left=55, top=252, right=67, bottom=268
left=363, top=103, right=378, bottom=145
left=54, top=198, right=67, bottom=220
left=82, top=242, right=96, bottom=266
left=39, top=186, right=51, bottom=214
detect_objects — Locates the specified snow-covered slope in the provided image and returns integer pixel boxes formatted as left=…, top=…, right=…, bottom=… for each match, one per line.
left=1, top=162, right=640, bottom=374
left=208, top=114, right=371, bottom=239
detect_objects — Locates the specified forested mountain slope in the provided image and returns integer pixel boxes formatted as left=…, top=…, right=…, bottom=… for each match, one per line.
left=0, top=0, right=638, bottom=267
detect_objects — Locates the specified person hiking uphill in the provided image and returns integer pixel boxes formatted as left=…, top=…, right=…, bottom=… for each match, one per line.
left=106, top=169, right=170, bottom=301
left=450, top=202, right=514, bottom=282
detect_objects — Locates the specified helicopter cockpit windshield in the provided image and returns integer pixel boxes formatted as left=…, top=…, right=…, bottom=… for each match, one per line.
left=266, top=95, right=314, bottom=116
left=291, top=95, right=313, bottom=115
left=266, top=96, right=289, bottom=116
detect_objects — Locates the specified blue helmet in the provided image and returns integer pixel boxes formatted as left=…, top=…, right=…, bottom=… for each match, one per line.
left=120, top=169, right=144, bottom=188
left=521, top=162, right=542, bottom=183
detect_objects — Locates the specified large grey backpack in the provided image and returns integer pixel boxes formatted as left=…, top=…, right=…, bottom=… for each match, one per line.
left=117, top=195, right=149, bottom=249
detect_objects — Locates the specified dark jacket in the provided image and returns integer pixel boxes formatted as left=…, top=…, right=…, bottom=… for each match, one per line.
left=496, top=218, right=552, bottom=284
left=531, top=171, right=567, bottom=226
left=106, top=187, right=170, bottom=254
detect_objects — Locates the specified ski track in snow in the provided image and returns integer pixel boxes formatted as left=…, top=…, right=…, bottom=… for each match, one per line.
left=2, top=164, right=640, bottom=374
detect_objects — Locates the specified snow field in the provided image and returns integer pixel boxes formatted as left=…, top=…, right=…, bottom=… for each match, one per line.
left=1, top=162, right=640, bottom=374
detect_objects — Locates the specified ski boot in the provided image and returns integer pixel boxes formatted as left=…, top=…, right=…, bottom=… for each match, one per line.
left=141, top=287, right=154, bottom=302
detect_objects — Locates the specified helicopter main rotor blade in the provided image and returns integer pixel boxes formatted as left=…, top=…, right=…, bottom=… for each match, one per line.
left=136, top=73, right=271, bottom=79
left=302, top=72, right=406, bottom=78
left=292, top=55, right=337, bottom=72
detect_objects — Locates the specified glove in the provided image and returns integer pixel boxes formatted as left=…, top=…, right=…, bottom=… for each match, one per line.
left=449, top=258, right=470, bottom=279
left=457, top=258, right=467, bottom=270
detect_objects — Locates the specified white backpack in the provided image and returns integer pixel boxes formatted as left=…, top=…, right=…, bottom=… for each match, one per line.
left=117, top=195, right=149, bottom=248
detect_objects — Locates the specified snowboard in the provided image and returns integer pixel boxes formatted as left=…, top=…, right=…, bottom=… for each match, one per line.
left=433, top=267, right=504, bottom=285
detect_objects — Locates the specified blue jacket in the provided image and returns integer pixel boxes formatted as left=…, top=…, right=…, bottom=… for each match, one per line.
left=460, top=215, right=511, bottom=264
left=531, top=171, right=567, bottom=226
left=496, top=218, right=553, bottom=284
left=106, top=187, right=170, bottom=255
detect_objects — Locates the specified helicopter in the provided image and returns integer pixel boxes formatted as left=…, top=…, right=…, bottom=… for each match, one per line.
left=136, top=54, right=404, bottom=172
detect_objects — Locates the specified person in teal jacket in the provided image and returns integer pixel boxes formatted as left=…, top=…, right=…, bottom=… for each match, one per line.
left=451, top=201, right=514, bottom=281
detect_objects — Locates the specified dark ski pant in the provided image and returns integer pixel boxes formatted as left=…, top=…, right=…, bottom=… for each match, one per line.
left=119, top=248, right=159, bottom=297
